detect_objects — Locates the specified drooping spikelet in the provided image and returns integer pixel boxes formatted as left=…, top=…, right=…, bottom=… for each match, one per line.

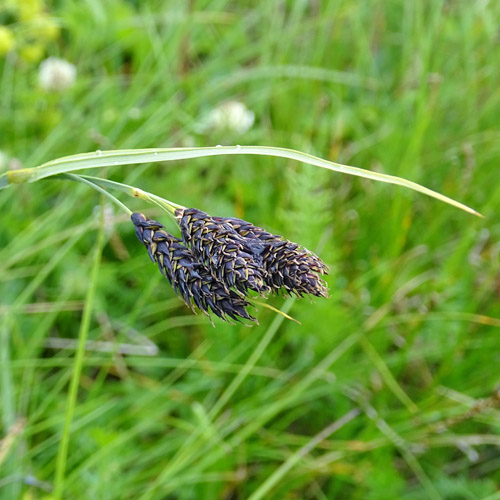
left=131, top=213, right=256, bottom=324
left=214, top=215, right=329, bottom=298
left=175, top=208, right=270, bottom=296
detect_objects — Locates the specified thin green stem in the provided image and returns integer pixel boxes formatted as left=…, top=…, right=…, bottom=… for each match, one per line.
left=248, top=298, right=300, bottom=324
left=209, top=298, right=296, bottom=419
left=248, top=409, right=360, bottom=500
left=53, top=200, right=106, bottom=500
left=78, top=174, right=184, bottom=214
left=60, top=174, right=133, bottom=216
left=59, top=174, right=183, bottom=216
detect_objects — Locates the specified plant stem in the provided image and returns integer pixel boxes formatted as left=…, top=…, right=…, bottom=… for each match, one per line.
left=57, top=173, right=183, bottom=216
left=60, top=174, right=133, bottom=216
left=53, top=200, right=106, bottom=499
left=77, top=174, right=184, bottom=215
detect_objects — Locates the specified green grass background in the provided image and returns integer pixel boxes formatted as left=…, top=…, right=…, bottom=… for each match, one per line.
left=1, top=1, right=500, bottom=499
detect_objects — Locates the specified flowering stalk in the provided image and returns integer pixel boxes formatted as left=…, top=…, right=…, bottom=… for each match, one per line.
left=53, top=174, right=330, bottom=324
left=56, top=174, right=181, bottom=216
left=0, top=145, right=481, bottom=324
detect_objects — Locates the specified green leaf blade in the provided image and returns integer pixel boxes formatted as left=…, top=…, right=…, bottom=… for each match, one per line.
left=5, top=146, right=482, bottom=217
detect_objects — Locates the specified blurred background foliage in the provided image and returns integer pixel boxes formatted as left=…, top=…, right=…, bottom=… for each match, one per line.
left=1, top=0, right=500, bottom=499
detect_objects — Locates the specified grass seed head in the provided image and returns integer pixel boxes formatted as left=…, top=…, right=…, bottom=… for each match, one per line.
left=175, top=208, right=270, bottom=296
left=131, top=212, right=256, bottom=324
left=214, top=214, right=329, bottom=298
left=261, top=240, right=329, bottom=297
left=213, top=215, right=283, bottom=243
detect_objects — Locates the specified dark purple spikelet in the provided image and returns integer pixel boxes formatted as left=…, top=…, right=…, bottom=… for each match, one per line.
left=213, top=216, right=282, bottom=243
left=175, top=208, right=270, bottom=296
left=214, top=215, right=329, bottom=298
left=260, top=240, right=329, bottom=297
left=131, top=213, right=256, bottom=324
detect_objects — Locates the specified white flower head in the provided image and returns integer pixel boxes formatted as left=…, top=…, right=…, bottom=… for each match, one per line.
left=205, top=100, right=254, bottom=134
left=38, top=57, right=76, bottom=92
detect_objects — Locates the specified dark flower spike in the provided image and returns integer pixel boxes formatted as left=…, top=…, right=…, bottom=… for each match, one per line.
left=213, top=214, right=329, bottom=298
left=213, top=216, right=283, bottom=243
left=131, top=213, right=257, bottom=324
left=260, top=240, right=329, bottom=298
left=175, top=208, right=270, bottom=296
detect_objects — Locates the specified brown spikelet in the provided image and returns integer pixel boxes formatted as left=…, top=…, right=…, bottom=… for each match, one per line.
left=214, top=215, right=329, bottom=298
left=175, top=208, right=270, bottom=296
left=131, top=213, right=256, bottom=324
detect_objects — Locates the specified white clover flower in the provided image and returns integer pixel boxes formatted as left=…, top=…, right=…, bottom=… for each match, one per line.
left=204, top=100, right=254, bottom=134
left=38, top=57, right=76, bottom=92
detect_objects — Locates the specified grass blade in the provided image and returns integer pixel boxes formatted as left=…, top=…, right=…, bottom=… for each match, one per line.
left=2, top=146, right=481, bottom=216
left=61, top=174, right=133, bottom=216
left=248, top=409, right=360, bottom=500
left=53, top=201, right=106, bottom=499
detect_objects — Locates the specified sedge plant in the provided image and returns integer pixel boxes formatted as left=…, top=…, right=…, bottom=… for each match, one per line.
left=1, top=145, right=480, bottom=327
left=0, top=144, right=481, bottom=499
